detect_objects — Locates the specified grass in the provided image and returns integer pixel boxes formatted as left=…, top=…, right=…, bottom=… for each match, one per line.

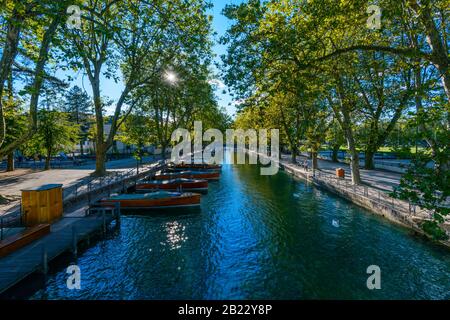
left=320, top=146, right=426, bottom=155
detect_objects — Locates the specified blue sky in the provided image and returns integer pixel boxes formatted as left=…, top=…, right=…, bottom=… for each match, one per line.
left=67, top=0, right=244, bottom=118
left=209, top=0, right=244, bottom=117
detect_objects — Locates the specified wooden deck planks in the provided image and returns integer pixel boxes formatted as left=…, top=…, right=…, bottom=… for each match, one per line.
left=0, top=213, right=115, bottom=294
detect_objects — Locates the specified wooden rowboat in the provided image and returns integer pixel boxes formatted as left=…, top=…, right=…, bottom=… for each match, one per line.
left=165, top=167, right=221, bottom=173
left=170, top=163, right=222, bottom=171
left=136, top=178, right=208, bottom=193
left=99, top=191, right=201, bottom=209
left=154, top=170, right=220, bottom=181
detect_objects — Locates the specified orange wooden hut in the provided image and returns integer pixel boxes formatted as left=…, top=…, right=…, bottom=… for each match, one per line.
left=21, top=184, right=63, bottom=227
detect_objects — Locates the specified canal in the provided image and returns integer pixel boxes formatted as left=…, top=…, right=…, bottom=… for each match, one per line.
left=29, top=161, right=450, bottom=300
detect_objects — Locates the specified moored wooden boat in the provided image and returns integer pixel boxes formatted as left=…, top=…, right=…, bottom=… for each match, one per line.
left=169, top=163, right=222, bottom=171
left=154, top=170, right=220, bottom=181
left=99, top=191, right=201, bottom=209
left=165, top=167, right=221, bottom=173
left=136, top=178, right=208, bottom=193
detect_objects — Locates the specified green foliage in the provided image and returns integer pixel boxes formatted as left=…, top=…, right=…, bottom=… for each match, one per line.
left=23, top=110, right=80, bottom=168
left=3, top=99, right=27, bottom=148
left=392, top=152, right=450, bottom=240
left=116, top=113, right=155, bottom=161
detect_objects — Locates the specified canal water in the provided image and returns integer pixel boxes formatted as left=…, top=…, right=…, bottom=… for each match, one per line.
left=29, top=161, right=450, bottom=299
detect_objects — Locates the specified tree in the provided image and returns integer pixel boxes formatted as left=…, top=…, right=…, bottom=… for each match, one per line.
left=63, top=0, right=214, bottom=175
left=63, top=86, right=93, bottom=155
left=1, top=63, right=27, bottom=171
left=221, top=0, right=449, bottom=185
left=326, top=119, right=345, bottom=163
left=116, top=112, right=155, bottom=163
left=393, top=151, right=449, bottom=240
left=0, top=0, right=74, bottom=156
left=350, top=52, right=415, bottom=169
left=23, top=110, right=79, bottom=170
left=2, top=100, right=27, bottom=171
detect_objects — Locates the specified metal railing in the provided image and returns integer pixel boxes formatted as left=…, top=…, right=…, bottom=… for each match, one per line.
left=288, top=164, right=450, bottom=236
left=62, top=158, right=168, bottom=203
left=0, top=160, right=91, bottom=170
left=317, top=154, right=410, bottom=170
left=308, top=169, right=428, bottom=219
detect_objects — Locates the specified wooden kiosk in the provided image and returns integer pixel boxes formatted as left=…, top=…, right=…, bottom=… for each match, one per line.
left=21, top=184, right=63, bottom=227
left=0, top=184, right=60, bottom=257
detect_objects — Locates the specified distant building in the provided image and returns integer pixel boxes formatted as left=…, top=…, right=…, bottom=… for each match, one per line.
left=72, top=123, right=155, bottom=155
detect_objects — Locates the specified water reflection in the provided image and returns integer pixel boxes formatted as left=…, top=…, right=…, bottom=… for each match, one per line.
left=164, top=221, right=188, bottom=250
left=24, top=156, right=450, bottom=300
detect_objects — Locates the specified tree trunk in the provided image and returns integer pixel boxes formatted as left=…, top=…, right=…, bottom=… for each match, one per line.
left=342, top=119, right=362, bottom=184
left=161, top=144, right=167, bottom=160
left=6, top=152, right=14, bottom=171
left=291, top=146, right=297, bottom=163
left=44, top=149, right=51, bottom=170
left=80, top=140, right=84, bottom=156
left=92, top=68, right=106, bottom=176
left=312, top=151, right=319, bottom=171
left=332, top=76, right=362, bottom=185
left=408, top=0, right=450, bottom=103
left=0, top=15, right=62, bottom=157
left=0, top=10, right=23, bottom=148
left=332, top=146, right=340, bottom=162
left=348, top=144, right=361, bottom=184
left=364, top=149, right=376, bottom=170
left=95, top=143, right=107, bottom=176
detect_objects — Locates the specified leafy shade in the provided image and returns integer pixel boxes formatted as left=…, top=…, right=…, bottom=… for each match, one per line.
left=392, top=152, right=450, bottom=240
left=23, top=110, right=80, bottom=170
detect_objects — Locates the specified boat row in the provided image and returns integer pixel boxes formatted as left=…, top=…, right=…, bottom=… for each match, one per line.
left=97, top=163, right=222, bottom=211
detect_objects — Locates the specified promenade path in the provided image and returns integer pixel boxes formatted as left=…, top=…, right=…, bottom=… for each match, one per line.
left=0, top=156, right=156, bottom=215
left=0, top=156, right=155, bottom=196
left=287, top=154, right=403, bottom=193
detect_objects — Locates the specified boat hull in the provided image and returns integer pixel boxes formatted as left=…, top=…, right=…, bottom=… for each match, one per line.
left=154, top=172, right=220, bottom=181
left=136, top=179, right=208, bottom=193
left=165, top=167, right=221, bottom=173
left=99, top=193, right=201, bottom=209
left=171, top=163, right=222, bottom=171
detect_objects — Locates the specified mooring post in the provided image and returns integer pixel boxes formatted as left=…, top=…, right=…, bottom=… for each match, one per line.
left=115, top=202, right=121, bottom=228
left=72, top=225, right=78, bottom=258
left=42, top=245, right=48, bottom=275
left=0, top=217, right=4, bottom=241
left=102, top=209, right=106, bottom=234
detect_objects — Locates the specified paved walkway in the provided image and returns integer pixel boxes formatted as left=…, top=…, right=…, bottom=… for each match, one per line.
left=287, top=154, right=403, bottom=193
left=0, top=156, right=157, bottom=215
left=0, top=156, right=155, bottom=197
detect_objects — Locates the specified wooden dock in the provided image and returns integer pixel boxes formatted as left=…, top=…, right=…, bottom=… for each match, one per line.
left=0, top=210, right=116, bottom=294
